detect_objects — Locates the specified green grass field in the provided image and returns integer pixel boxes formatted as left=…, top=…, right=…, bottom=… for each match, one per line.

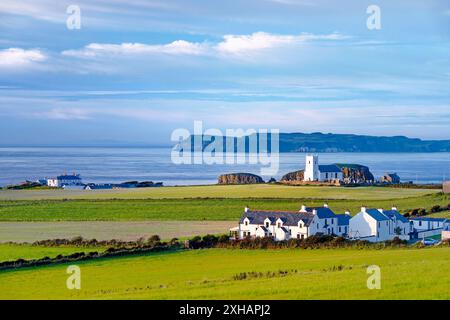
left=0, top=186, right=446, bottom=221
left=1, top=247, right=448, bottom=299
left=0, top=244, right=106, bottom=262
left=0, top=184, right=440, bottom=200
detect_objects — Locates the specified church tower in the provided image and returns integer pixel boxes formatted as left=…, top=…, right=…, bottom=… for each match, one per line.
left=304, top=154, right=319, bottom=181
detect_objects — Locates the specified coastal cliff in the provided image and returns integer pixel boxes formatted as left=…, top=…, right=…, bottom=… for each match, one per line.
left=335, top=164, right=375, bottom=183
left=280, top=170, right=304, bottom=182
left=218, top=173, right=264, bottom=185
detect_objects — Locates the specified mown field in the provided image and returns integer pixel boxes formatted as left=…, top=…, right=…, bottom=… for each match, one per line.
left=1, top=247, right=449, bottom=300
left=0, top=244, right=106, bottom=262
left=0, top=184, right=440, bottom=200
left=0, top=186, right=446, bottom=222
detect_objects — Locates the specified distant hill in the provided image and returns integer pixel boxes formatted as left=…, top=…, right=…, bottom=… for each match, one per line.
left=179, top=132, right=450, bottom=152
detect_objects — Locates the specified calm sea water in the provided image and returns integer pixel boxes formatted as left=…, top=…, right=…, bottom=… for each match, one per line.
left=0, top=147, right=448, bottom=186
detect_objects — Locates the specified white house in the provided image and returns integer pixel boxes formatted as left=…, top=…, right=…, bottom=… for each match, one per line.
left=231, top=204, right=349, bottom=241
left=47, top=174, right=83, bottom=187
left=349, top=207, right=411, bottom=242
left=304, top=155, right=343, bottom=182
left=409, top=217, right=450, bottom=239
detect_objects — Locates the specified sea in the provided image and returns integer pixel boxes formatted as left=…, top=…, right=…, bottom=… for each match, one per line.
left=0, top=147, right=449, bottom=186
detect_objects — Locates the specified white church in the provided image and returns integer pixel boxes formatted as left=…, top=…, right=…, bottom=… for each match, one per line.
left=304, top=155, right=343, bottom=182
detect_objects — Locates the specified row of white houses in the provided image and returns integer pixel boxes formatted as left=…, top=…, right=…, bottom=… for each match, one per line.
left=230, top=205, right=449, bottom=243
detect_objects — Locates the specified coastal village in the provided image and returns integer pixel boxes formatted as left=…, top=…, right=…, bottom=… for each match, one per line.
left=229, top=155, right=450, bottom=244
left=231, top=205, right=450, bottom=244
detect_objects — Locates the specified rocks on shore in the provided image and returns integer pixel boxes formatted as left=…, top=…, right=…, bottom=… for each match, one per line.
left=335, top=164, right=374, bottom=183
left=218, top=173, right=264, bottom=185
left=280, top=170, right=304, bottom=182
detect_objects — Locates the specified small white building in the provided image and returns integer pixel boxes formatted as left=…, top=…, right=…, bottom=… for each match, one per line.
left=47, top=174, right=83, bottom=188
left=349, top=207, right=411, bottom=242
left=304, top=155, right=343, bottom=182
left=231, top=204, right=349, bottom=241
left=409, top=217, right=450, bottom=239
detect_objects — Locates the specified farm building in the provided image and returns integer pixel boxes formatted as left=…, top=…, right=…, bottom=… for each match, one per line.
left=47, top=174, right=83, bottom=188
left=231, top=204, right=350, bottom=241
left=348, top=207, right=411, bottom=242
left=443, top=181, right=450, bottom=194
left=409, top=217, right=450, bottom=239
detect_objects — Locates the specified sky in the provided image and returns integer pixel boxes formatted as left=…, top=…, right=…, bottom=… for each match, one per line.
left=0, top=0, right=449, bottom=146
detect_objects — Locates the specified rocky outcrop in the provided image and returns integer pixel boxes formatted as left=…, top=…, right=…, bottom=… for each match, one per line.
left=280, top=170, right=304, bottom=182
left=335, top=164, right=374, bottom=183
left=218, top=173, right=264, bottom=185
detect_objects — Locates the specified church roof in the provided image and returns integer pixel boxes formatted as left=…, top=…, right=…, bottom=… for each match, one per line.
left=318, top=165, right=341, bottom=173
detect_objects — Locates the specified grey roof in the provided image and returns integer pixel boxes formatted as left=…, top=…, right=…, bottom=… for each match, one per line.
left=318, top=165, right=341, bottom=173
left=57, top=174, right=81, bottom=180
left=241, top=210, right=315, bottom=227
left=383, top=210, right=409, bottom=223
left=336, top=214, right=351, bottom=226
left=302, top=206, right=337, bottom=219
left=409, top=217, right=447, bottom=222
left=281, top=227, right=289, bottom=233
left=365, top=209, right=390, bottom=221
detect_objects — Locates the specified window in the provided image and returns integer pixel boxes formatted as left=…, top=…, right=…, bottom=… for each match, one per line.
left=331, top=219, right=334, bottom=225
left=265, top=222, right=269, bottom=228
left=299, top=223, right=303, bottom=228
left=297, top=234, right=300, bottom=239
left=301, top=234, right=305, bottom=239
left=317, top=223, right=319, bottom=228
left=325, top=173, right=328, bottom=179
left=277, top=222, right=281, bottom=228
left=335, top=173, right=338, bottom=178
left=419, top=221, right=422, bottom=226
left=244, top=221, right=248, bottom=226
left=339, top=227, right=341, bottom=232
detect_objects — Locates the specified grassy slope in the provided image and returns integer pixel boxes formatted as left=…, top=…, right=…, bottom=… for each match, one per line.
left=0, top=244, right=105, bottom=262
left=0, top=247, right=448, bottom=300
left=0, top=193, right=447, bottom=221
left=0, top=184, right=439, bottom=200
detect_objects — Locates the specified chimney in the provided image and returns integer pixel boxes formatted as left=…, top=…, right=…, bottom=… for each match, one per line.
left=345, top=210, right=351, bottom=216
left=361, top=206, right=367, bottom=213
left=323, top=203, right=329, bottom=208
left=244, top=206, right=250, bottom=213
left=378, top=208, right=384, bottom=213
left=312, top=209, right=317, bottom=215
left=300, top=205, right=306, bottom=212
left=392, top=206, right=397, bottom=211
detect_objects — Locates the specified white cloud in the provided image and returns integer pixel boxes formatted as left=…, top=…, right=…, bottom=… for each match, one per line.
left=0, top=48, right=46, bottom=68
left=61, top=32, right=348, bottom=59
left=216, top=32, right=347, bottom=56
left=62, top=40, right=208, bottom=57
left=35, top=108, right=91, bottom=120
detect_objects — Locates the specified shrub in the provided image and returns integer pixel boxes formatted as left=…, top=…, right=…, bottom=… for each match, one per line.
left=430, top=205, right=441, bottom=213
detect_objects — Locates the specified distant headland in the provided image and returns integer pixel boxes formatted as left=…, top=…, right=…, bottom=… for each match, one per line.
left=179, top=132, right=450, bottom=153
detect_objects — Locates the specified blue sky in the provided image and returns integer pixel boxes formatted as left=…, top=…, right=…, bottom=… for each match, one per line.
left=0, top=0, right=449, bottom=145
